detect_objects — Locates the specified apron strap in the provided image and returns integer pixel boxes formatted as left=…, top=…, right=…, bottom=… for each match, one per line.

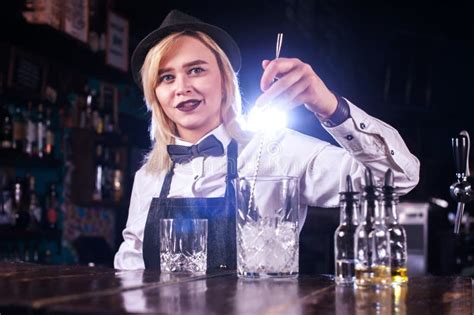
left=159, top=162, right=175, bottom=198
left=225, top=139, right=238, bottom=197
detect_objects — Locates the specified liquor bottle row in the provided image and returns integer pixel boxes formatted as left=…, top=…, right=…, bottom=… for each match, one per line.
left=92, top=143, right=124, bottom=203
left=62, top=85, right=117, bottom=134
left=0, top=173, right=60, bottom=230
left=0, top=99, right=55, bottom=157
left=1, top=82, right=120, bottom=158
left=0, top=242, right=56, bottom=265
left=334, top=168, right=408, bottom=288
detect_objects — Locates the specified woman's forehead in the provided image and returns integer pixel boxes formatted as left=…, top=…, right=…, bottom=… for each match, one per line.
left=160, top=35, right=217, bottom=67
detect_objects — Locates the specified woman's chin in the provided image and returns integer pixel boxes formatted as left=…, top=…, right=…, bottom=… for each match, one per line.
left=176, top=120, right=220, bottom=138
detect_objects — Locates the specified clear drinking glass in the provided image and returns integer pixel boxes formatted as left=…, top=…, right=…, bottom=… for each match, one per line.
left=160, top=219, right=208, bottom=274
left=234, top=176, right=299, bottom=278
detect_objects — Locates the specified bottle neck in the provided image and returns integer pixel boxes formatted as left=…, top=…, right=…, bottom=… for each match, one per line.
left=384, top=199, right=399, bottom=222
left=362, top=199, right=382, bottom=223
left=340, top=200, right=359, bottom=225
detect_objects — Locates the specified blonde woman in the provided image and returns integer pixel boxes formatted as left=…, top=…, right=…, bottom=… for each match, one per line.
left=114, top=10, right=420, bottom=270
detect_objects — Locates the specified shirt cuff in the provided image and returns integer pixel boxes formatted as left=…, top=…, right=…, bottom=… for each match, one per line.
left=322, top=99, right=378, bottom=153
left=322, top=100, right=420, bottom=181
left=318, top=94, right=351, bottom=127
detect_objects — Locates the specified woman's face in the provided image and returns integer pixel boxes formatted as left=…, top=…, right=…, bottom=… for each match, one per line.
left=154, top=35, right=223, bottom=142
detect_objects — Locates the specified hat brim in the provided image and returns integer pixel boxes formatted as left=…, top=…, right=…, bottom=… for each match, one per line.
left=131, top=22, right=241, bottom=88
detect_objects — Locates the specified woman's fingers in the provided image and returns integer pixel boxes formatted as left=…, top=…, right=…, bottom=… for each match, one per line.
left=257, top=57, right=337, bottom=116
left=255, top=63, right=306, bottom=108
left=259, top=58, right=301, bottom=92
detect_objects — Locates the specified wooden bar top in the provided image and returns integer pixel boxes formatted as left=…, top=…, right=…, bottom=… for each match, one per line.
left=0, top=261, right=472, bottom=314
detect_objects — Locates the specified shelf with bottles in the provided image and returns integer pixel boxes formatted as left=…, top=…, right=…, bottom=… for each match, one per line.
left=0, top=171, right=63, bottom=266
left=62, top=80, right=124, bottom=135
left=69, top=128, right=127, bottom=209
left=1, top=74, right=63, bottom=168
left=65, top=81, right=128, bottom=209
left=3, top=2, right=130, bottom=85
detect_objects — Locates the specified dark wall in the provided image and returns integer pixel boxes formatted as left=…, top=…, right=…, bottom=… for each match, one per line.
left=2, top=0, right=473, bottom=270
left=114, top=0, right=473, bottom=205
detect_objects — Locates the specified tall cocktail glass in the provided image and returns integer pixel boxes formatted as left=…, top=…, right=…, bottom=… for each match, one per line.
left=234, top=176, right=299, bottom=278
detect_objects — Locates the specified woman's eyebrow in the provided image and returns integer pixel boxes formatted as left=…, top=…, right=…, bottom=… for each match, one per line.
left=158, top=59, right=208, bottom=75
left=183, top=59, right=208, bottom=68
left=158, top=60, right=209, bottom=75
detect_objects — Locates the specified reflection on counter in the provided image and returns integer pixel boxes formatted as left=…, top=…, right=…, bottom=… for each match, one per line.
left=335, top=284, right=407, bottom=315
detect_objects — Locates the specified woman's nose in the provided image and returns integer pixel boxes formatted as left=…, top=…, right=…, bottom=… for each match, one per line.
left=175, top=75, right=192, bottom=95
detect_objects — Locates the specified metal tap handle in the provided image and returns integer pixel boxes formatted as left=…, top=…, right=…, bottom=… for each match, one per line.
left=459, top=130, right=470, bottom=176
left=450, top=131, right=471, bottom=234
left=452, top=134, right=469, bottom=180
left=454, top=202, right=465, bottom=234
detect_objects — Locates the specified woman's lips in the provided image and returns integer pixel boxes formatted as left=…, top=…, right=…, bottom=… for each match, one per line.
left=176, top=100, right=202, bottom=112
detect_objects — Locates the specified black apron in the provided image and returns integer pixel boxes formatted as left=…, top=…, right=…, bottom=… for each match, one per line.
left=142, top=139, right=238, bottom=270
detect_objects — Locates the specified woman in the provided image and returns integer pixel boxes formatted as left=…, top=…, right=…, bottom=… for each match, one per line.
left=114, top=10, right=420, bottom=270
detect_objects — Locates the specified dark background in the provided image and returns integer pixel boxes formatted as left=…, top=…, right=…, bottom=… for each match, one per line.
left=3, top=0, right=472, bottom=204
left=114, top=0, right=473, bottom=204
left=1, top=0, right=473, bottom=273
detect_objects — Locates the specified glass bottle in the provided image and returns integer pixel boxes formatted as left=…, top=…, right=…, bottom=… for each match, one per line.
left=90, top=89, right=103, bottom=134
left=102, top=146, right=113, bottom=201
left=355, top=168, right=391, bottom=288
left=382, top=169, right=408, bottom=285
left=12, top=105, right=25, bottom=152
left=13, top=177, right=30, bottom=228
left=44, top=105, right=54, bottom=156
left=44, top=183, right=59, bottom=230
left=334, top=175, right=359, bottom=285
left=37, top=103, right=46, bottom=158
left=0, top=171, right=13, bottom=225
left=25, top=101, right=38, bottom=156
left=26, top=175, right=42, bottom=228
left=92, top=143, right=104, bottom=201
left=104, top=113, right=114, bottom=133
left=113, top=150, right=123, bottom=203
left=0, top=102, right=13, bottom=149
left=79, top=85, right=92, bottom=129
left=85, top=86, right=93, bottom=130
left=0, top=75, right=13, bottom=149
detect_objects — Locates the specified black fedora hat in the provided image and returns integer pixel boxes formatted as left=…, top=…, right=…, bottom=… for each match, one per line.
left=131, top=10, right=241, bottom=88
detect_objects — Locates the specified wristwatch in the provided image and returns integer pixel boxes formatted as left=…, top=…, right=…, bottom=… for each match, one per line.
left=320, top=95, right=351, bottom=128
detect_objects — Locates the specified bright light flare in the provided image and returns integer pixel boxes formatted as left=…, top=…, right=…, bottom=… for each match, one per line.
left=244, top=105, right=287, bottom=132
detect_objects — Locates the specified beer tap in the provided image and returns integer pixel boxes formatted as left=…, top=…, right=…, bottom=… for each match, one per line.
left=449, top=130, right=472, bottom=234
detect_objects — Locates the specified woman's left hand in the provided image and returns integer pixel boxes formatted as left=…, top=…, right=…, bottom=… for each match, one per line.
left=255, top=58, right=338, bottom=119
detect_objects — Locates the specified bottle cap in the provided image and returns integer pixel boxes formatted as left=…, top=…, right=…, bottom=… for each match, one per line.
left=382, top=168, right=398, bottom=202
left=363, top=168, right=379, bottom=200
left=339, top=174, right=359, bottom=202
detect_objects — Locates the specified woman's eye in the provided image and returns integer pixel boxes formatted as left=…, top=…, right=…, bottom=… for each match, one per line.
left=190, top=67, right=205, bottom=75
left=159, top=74, right=174, bottom=82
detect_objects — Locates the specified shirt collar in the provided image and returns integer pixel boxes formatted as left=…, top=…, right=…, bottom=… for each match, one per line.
left=174, top=124, right=232, bottom=148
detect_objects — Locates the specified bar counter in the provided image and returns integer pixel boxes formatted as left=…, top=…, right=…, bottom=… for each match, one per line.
left=0, top=262, right=472, bottom=314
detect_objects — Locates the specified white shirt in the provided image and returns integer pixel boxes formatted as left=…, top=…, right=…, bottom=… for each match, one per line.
left=114, top=100, right=420, bottom=270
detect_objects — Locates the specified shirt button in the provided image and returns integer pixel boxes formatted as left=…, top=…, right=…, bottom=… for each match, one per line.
left=360, top=123, right=366, bottom=129
left=345, top=135, right=353, bottom=141
left=390, top=150, right=395, bottom=155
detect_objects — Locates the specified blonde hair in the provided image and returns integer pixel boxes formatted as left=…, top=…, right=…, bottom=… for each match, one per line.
left=140, top=31, right=247, bottom=173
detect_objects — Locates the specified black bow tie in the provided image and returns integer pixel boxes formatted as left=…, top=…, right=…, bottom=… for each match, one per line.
left=167, top=135, right=225, bottom=164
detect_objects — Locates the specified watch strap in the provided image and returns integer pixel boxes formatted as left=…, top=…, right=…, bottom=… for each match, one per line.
left=320, top=95, right=351, bottom=128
